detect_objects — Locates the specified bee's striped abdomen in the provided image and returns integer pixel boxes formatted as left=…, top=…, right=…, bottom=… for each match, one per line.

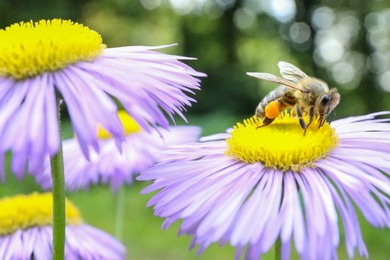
left=255, top=85, right=290, bottom=118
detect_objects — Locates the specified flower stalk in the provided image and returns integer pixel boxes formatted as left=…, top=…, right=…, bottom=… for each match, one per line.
left=274, top=238, right=281, bottom=260
left=114, top=186, right=126, bottom=241
left=50, top=98, right=66, bottom=260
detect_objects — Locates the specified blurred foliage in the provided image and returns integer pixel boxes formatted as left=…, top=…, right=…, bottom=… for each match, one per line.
left=1, top=0, right=389, bottom=123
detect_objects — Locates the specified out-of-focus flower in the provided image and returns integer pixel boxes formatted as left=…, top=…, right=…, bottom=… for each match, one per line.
left=138, top=112, right=390, bottom=259
left=0, top=19, right=204, bottom=179
left=0, top=192, right=126, bottom=259
left=35, top=111, right=202, bottom=191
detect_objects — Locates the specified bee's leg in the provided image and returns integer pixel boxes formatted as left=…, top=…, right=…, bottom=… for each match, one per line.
left=291, top=107, right=297, bottom=117
left=321, top=110, right=336, bottom=127
left=306, top=106, right=315, bottom=128
left=330, top=111, right=336, bottom=122
left=256, top=117, right=275, bottom=129
left=262, top=117, right=275, bottom=126
left=296, top=105, right=307, bottom=135
left=319, top=117, right=327, bottom=128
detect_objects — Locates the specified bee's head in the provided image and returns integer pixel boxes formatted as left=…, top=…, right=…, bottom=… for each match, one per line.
left=317, top=88, right=340, bottom=122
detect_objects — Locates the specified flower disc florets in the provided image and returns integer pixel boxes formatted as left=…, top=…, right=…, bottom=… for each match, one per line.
left=97, top=110, right=142, bottom=139
left=226, top=112, right=339, bottom=171
left=0, top=193, right=82, bottom=236
left=0, top=19, right=105, bottom=79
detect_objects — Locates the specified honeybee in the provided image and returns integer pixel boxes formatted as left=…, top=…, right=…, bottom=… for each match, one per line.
left=247, top=61, right=340, bottom=133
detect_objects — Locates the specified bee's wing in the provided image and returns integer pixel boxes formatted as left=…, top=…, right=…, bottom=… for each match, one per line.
left=278, top=61, right=308, bottom=82
left=247, top=72, right=309, bottom=93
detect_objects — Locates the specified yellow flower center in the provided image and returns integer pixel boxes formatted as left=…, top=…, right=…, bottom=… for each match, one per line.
left=0, top=19, right=105, bottom=80
left=226, top=112, right=338, bottom=171
left=97, top=110, right=142, bottom=139
left=0, top=192, right=82, bottom=236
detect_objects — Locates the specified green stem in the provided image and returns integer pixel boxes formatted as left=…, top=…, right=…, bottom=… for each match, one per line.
left=114, top=186, right=126, bottom=241
left=274, top=237, right=281, bottom=260
left=50, top=99, right=66, bottom=260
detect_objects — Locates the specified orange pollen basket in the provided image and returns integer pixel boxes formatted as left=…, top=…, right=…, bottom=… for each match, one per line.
left=264, top=101, right=280, bottom=119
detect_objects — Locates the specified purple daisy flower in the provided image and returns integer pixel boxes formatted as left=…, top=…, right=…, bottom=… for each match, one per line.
left=0, top=19, right=204, bottom=179
left=35, top=111, right=202, bottom=191
left=0, top=193, right=126, bottom=259
left=138, top=112, right=390, bottom=259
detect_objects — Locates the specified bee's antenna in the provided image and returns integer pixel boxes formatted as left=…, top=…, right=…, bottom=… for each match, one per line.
left=329, top=111, right=336, bottom=123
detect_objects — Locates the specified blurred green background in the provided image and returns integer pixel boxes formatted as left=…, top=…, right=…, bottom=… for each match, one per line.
left=1, top=0, right=389, bottom=259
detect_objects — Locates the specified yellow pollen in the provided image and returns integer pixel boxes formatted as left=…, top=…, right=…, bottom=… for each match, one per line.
left=0, top=192, right=82, bottom=236
left=97, top=110, right=142, bottom=139
left=0, top=19, right=105, bottom=80
left=225, top=112, right=338, bottom=171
